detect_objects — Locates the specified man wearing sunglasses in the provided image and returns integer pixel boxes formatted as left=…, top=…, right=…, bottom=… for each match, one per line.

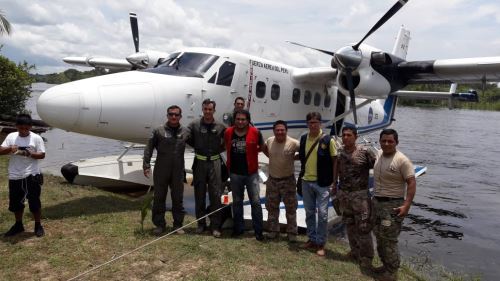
left=143, top=105, right=190, bottom=236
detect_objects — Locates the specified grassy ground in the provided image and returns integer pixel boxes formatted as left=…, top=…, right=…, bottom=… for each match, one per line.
left=0, top=156, right=476, bottom=281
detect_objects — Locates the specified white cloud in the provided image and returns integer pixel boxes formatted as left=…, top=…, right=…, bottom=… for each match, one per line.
left=2, top=0, right=500, bottom=73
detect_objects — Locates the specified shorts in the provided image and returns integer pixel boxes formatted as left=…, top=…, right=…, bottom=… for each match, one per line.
left=8, top=175, right=42, bottom=213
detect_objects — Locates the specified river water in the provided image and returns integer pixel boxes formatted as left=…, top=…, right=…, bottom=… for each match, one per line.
left=28, top=83, right=500, bottom=280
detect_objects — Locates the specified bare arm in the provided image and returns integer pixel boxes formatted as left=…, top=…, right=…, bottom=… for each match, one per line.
left=395, top=176, right=416, bottom=217
left=0, top=145, right=14, bottom=155
left=331, top=156, right=338, bottom=195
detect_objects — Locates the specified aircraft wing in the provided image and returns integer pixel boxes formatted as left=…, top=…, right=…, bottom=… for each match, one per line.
left=291, top=67, right=337, bottom=84
left=63, top=57, right=132, bottom=70
left=399, top=57, right=500, bottom=84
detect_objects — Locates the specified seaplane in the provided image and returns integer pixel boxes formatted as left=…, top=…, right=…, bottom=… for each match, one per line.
left=36, top=0, right=500, bottom=228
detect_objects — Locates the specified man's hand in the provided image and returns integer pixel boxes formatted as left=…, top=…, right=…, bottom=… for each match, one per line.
left=329, top=185, right=337, bottom=196
left=143, top=168, right=151, bottom=178
left=393, top=204, right=410, bottom=217
left=10, top=145, right=18, bottom=154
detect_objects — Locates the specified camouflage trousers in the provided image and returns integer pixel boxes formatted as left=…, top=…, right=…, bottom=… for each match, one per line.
left=373, top=198, right=405, bottom=274
left=265, top=175, right=298, bottom=234
left=337, top=189, right=374, bottom=261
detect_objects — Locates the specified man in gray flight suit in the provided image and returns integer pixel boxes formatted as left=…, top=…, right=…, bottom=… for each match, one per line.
left=144, top=105, right=190, bottom=236
left=187, top=99, right=226, bottom=238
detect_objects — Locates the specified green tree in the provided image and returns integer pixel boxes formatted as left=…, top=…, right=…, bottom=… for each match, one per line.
left=0, top=49, right=34, bottom=116
left=0, top=9, right=12, bottom=36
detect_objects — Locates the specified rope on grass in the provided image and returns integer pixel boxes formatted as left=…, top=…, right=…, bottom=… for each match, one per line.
left=68, top=204, right=230, bottom=281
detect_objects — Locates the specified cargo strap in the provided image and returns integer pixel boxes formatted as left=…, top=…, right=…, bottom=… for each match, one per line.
left=195, top=153, right=220, bottom=161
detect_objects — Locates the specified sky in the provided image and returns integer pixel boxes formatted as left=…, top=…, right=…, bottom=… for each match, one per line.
left=1, top=0, right=500, bottom=74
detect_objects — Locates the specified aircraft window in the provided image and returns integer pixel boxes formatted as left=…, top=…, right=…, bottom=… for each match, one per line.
left=271, top=84, right=280, bottom=100
left=145, top=52, right=219, bottom=78
left=292, top=88, right=300, bottom=103
left=216, top=61, right=236, bottom=86
left=304, top=90, right=312, bottom=105
left=208, top=73, right=216, bottom=84
left=314, top=92, right=321, bottom=106
left=256, top=81, right=266, bottom=98
left=324, top=93, right=331, bottom=108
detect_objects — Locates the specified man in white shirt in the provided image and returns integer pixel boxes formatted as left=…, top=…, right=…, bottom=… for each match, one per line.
left=0, top=114, right=46, bottom=237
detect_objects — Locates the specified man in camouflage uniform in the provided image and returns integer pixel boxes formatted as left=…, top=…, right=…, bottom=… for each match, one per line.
left=262, top=120, right=299, bottom=242
left=372, top=129, right=416, bottom=281
left=334, top=124, right=376, bottom=270
left=187, top=99, right=226, bottom=238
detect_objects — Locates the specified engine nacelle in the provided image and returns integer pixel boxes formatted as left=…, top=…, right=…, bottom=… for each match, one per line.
left=336, top=45, right=392, bottom=99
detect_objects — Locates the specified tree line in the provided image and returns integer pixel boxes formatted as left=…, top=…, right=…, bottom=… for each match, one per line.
left=398, top=84, right=500, bottom=111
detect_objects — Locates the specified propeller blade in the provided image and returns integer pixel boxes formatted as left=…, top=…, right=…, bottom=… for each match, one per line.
left=353, top=0, right=409, bottom=50
left=286, top=41, right=334, bottom=56
left=129, top=12, right=139, bottom=53
left=345, top=69, right=358, bottom=125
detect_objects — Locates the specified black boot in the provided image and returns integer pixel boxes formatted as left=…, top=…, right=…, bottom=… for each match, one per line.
left=4, top=222, right=24, bottom=237
left=34, top=222, right=45, bottom=237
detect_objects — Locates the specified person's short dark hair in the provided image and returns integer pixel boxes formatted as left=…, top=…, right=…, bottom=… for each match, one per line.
left=306, top=112, right=322, bottom=122
left=167, top=105, right=182, bottom=115
left=234, top=97, right=245, bottom=104
left=233, top=109, right=251, bottom=123
left=16, top=113, right=33, bottom=126
left=380, top=128, right=399, bottom=143
left=342, top=124, right=357, bottom=136
left=273, top=120, right=288, bottom=131
left=202, top=98, right=216, bottom=109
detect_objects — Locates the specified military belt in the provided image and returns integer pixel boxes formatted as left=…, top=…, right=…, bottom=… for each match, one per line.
left=195, top=153, right=221, bottom=161
left=269, top=175, right=294, bottom=181
left=374, top=196, right=404, bottom=202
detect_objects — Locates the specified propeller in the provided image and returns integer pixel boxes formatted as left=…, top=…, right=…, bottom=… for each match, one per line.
left=352, top=0, right=409, bottom=50
left=129, top=12, right=139, bottom=53
left=287, top=0, right=409, bottom=125
left=333, top=0, right=409, bottom=125
left=127, top=12, right=149, bottom=69
left=285, top=41, right=334, bottom=56
left=345, top=69, right=358, bottom=125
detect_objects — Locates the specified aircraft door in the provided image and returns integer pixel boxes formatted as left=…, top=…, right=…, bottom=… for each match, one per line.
left=98, top=83, right=155, bottom=141
left=252, top=79, right=281, bottom=118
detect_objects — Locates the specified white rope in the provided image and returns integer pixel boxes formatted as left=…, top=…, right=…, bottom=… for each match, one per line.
left=68, top=204, right=230, bottom=281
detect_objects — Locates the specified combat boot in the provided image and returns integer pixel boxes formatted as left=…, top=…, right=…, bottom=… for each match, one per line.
left=377, top=271, right=397, bottom=281
left=359, top=258, right=374, bottom=274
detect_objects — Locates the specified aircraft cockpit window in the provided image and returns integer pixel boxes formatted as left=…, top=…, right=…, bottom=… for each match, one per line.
left=216, top=61, right=236, bottom=86
left=292, top=88, right=301, bottom=103
left=145, top=52, right=219, bottom=78
left=304, top=90, right=312, bottom=105
left=208, top=73, right=216, bottom=84
left=314, top=92, right=321, bottom=106
left=324, top=94, right=331, bottom=108
left=256, top=81, right=266, bottom=98
left=271, top=84, right=280, bottom=100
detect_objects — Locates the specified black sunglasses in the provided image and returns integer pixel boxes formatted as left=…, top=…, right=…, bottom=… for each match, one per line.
left=168, top=112, right=181, bottom=117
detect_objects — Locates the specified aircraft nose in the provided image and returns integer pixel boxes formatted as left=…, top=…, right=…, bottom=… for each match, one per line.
left=37, top=84, right=81, bottom=130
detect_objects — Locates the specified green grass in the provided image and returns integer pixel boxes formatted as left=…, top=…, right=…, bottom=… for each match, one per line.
left=0, top=156, right=478, bottom=280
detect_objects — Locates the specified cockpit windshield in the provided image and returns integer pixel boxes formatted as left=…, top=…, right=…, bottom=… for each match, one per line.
left=144, top=52, right=219, bottom=78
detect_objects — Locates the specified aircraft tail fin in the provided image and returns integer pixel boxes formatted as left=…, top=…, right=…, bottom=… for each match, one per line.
left=391, top=26, right=411, bottom=59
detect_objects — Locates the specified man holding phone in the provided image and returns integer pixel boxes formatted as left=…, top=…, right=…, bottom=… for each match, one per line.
left=0, top=113, right=46, bottom=237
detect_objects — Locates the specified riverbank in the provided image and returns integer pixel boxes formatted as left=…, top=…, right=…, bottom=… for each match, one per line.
left=0, top=158, right=438, bottom=280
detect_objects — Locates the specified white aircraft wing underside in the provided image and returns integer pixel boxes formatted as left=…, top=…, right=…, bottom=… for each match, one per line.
left=402, top=57, right=500, bottom=83
left=291, top=67, right=337, bottom=84
left=63, top=57, right=132, bottom=70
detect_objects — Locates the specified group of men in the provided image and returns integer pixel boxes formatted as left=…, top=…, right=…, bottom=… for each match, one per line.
left=1, top=97, right=415, bottom=281
left=142, top=97, right=416, bottom=280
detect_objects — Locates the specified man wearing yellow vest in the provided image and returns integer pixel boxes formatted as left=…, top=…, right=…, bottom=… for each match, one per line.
left=299, top=112, right=337, bottom=257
